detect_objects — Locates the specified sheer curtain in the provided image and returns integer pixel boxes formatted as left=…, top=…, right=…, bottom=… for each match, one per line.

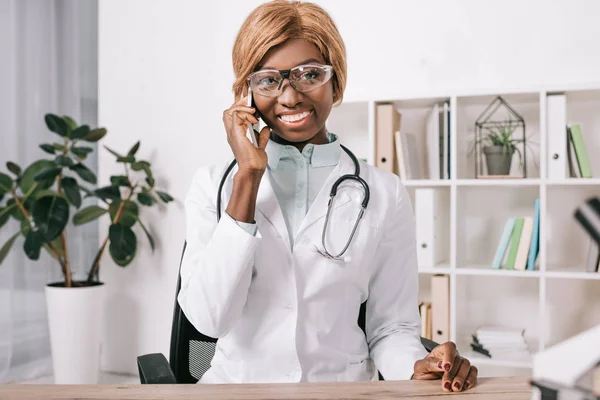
left=0, top=0, right=98, bottom=383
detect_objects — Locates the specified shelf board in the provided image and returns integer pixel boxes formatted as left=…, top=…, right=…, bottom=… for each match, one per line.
left=546, top=178, right=600, bottom=186
left=455, top=266, right=541, bottom=278
left=456, top=178, right=541, bottom=187
left=418, top=265, right=451, bottom=274
left=402, top=179, right=451, bottom=187
left=545, top=269, right=600, bottom=280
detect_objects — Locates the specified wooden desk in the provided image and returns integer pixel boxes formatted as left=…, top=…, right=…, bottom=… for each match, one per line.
left=2, top=376, right=532, bottom=400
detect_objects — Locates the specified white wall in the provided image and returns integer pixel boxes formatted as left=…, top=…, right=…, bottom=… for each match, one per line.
left=98, top=0, right=600, bottom=373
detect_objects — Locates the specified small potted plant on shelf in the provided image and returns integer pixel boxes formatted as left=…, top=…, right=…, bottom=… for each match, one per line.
left=477, top=120, right=525, bottom=176
left=0, top=113, right=174, bottom=384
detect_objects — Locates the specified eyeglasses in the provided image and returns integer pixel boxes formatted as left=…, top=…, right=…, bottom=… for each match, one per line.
left=247, top=64, right=334, bottom=97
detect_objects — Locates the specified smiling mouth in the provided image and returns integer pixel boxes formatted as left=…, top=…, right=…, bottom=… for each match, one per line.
left=278, top=110, right=313, bottom=124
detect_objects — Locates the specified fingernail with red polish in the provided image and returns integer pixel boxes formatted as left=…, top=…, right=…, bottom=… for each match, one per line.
left=444, top=363, right=451, bottom=371
left=444, top=382, right=451, bottom=390
left=454, top=382, right=461, bottom=390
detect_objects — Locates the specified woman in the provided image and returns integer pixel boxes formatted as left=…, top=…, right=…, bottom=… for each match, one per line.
left=178, top=0, right=477, bottom=391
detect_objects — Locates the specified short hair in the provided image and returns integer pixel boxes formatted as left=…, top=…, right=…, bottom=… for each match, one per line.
left=231, top=0, right=347, bottom=105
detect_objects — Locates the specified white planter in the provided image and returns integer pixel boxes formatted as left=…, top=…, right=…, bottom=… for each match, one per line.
left=45, top=282, right=106, bottom=384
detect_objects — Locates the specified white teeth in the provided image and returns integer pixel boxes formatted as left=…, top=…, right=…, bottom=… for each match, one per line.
left=279, top=111, right=310, bottom=122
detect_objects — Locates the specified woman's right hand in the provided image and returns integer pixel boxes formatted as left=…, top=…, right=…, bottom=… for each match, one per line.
left=222, top=96, right=270, bottom=176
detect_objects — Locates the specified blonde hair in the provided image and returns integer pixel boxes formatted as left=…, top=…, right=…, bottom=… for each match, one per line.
left=232, top=0, right=347, bottom=105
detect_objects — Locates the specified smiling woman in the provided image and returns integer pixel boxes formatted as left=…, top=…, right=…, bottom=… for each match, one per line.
left=176, top=0, right=477, bottom=391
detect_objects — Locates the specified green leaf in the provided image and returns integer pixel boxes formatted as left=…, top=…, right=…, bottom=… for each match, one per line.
left=52, top=143, right=68, bottom=152
left=44, top=113, right=68, bottom=137
left=7, top=162, right=21, bottom=177
left=73, top=205, right=109, bottom=225
left=6, top=199, right=26, bottom=222
left=104, top=145, right=123, bottom=158
left=145, top=176, right=155, bottom=187
left=0, top=173, right=13, bottom=194
left=71, top=125, right=90, bottom=139
left=82, top=128, right=107, bottom=142
left=137, top=192, right=154, bottom=206
left=39, top=144, right=56, bottom=155
left=24, top=229, right=43, bottom=260
left=135, top=216, right=155, bottom=251
left=62, top=115, right=78, bottom=131
left=117, top=156, right=135, bottom=163
left=55, top=155, right=74, bottom=167
left=33, top=167, right=61, bottom=183
left=95, top=185, right=121, bottom=201
left=70, top=163, right=97, bottom=184
left=109, top=201, right=138, bottom=228
left=62, top=177, right=81, bottom=208
left=32, top=196, right=69, bottom=242
left=108, top=223, right=137, bottom=267
left=110, top=175, right=131, bottom=187
left=32, top=190, right=60, bottom=200
left=0, top=232, right=20, bottom=265
left=156, top=191, right=174, bottom=203
left=0, top=207, right=10, bottom=229
left=71, top=146, right=94, bottom=159
left=131, top=161, right=147, bottom=171
left=20, top=160, right=56, bottom=193
left=127, top=141, right=140, bottom=157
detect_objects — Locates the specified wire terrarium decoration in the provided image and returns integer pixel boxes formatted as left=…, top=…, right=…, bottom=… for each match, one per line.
left=473, top=96, right=527, bottom=178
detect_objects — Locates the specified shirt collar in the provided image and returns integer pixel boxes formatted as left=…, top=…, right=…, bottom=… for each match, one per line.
left=265, top=132, right=341, bottom=169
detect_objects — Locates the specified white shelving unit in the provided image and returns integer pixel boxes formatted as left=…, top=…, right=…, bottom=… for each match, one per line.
left=327, top=84, right=600, bottom=377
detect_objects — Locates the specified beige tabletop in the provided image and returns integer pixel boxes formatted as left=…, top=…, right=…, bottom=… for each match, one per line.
left=1, top=376, right=532, bottom=400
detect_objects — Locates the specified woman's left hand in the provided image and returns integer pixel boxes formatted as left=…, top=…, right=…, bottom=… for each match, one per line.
left=412, top=341, right=478, bottom=392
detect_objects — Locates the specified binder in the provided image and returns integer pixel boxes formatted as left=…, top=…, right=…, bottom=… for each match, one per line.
left=431, top=274, right=450, bottom=344
left=375, top=104, right=401, bottom=173
left=546, top=94, right=567, bottom=179
left=415, top=188, right=448, bottom=268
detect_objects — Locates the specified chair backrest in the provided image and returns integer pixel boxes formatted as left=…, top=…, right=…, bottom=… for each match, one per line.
left=169, top=241, right=435, bottom=383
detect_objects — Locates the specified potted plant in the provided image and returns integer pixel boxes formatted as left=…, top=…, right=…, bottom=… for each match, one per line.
left=477, top=120, right=524, bottom=176
left=0, top=114, right=173, bottom=384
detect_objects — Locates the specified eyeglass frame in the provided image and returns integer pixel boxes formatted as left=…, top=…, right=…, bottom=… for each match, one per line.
left=246, top=64, right=334, bottom=97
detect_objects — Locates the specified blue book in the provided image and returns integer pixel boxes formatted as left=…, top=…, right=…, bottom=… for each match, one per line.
left=492, top=218, right=516, bottom=269
left=527, top=198, right=540, bottom=270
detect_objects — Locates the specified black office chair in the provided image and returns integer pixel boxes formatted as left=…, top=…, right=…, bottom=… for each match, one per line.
left=137, top=242, right=440, bottom=384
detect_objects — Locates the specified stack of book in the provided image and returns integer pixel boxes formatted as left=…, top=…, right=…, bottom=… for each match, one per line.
left=374, top=102, right=451, bottom=181
left=491, top=198, right=540, bottom=270
left=470, top=326, right=531, bottom=360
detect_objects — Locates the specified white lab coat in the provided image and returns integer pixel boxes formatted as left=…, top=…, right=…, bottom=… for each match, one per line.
left=177, top=150, right=428, bottom=384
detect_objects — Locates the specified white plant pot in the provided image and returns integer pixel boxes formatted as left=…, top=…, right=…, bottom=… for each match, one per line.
left=45, top=281, right=106, bottom=384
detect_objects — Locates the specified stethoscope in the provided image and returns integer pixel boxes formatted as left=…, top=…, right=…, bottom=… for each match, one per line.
left=216, top=144, right=370, bottom=262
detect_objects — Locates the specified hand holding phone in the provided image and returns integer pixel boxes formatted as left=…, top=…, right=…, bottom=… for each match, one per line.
left=246, top=87, right=259, bottom=148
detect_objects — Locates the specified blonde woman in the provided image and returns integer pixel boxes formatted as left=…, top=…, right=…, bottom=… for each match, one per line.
left=178, top=0, right=477, bottom=391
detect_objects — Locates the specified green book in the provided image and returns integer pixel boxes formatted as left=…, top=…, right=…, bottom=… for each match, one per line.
left=569, top=125, right=592, bottom=178
left=504, top=218, right=524, bottom=270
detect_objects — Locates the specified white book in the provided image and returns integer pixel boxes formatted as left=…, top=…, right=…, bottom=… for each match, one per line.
left=514, top=217, right=533, bottom=271
left=394, top=130, right=407, bottom=180
left=426, top=104, right=440, bottom=180
left=402, top=132, right=422, bottom=179
left=547, top=94, right=567, bottom=179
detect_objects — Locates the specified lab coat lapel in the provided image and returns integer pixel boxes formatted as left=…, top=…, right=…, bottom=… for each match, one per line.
left=255, top=169, right=291, bottom=250
left=296, top=151, right=355, bottom=237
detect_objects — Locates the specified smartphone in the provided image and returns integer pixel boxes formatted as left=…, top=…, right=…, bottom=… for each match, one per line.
left=246, top=87, right=259, bottom=147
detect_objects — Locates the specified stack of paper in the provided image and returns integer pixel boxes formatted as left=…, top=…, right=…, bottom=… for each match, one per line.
left=470, top=326, right=531, bottom=360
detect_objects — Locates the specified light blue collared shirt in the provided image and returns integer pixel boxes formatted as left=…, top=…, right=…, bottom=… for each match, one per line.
left=233, top=133, right=341, bottom=248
